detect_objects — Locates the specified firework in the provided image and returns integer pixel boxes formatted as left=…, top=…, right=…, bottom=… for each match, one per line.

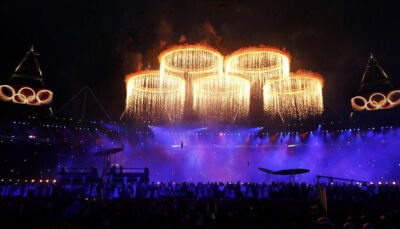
left=263, top=72, right=323, bottom=119
left=193, top=75, right=250, bottom=121
left=125, top=44, right=324, bottom=122
left=125, top=71, right=185, bottom=122
left=225, top=47, right=290, bottom=90
left=159, top=44, right=224, bottom=79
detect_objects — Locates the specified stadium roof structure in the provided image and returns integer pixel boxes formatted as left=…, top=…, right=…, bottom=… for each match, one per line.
left=358, top=53, right=394, bottom=93
left=9, top=45, right=44, bottom=88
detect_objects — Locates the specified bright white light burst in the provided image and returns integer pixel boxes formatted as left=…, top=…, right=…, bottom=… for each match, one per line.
left=225, top=47, right=290, bottom=94
left=193, top=75, right=250, bottom=121
left=125, top=71, right=185, bottom=122
left=263, top=72, right=323, bottom=119
left=159, top=45, right=223, bottom=79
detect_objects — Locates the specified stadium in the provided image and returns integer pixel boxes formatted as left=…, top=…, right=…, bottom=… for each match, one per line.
left=1, top=1, right=400, bottom=228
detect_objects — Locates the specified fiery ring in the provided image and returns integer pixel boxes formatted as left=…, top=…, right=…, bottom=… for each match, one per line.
left=159, top=44, right=223, bottom=78
left=193, top=74, right=250, bottom=121
left=225, top=47, right=291, bottom=82
left=263, top=74, right=323, bottom=119
left=125, top=71, right=186, bottom=121
left=126, top=71, right=185, bottom=93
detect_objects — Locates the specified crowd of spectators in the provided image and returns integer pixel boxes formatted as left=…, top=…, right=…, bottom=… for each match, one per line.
left=2, top=181, right=399, bottom=201
left=0, top=181, right=399, bottom=228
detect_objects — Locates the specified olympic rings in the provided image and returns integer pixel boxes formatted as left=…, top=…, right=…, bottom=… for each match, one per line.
left=0, top=85, right=15, bottom=102
left=387, top=90, right=400, bottom=105
left=37, top=89, right=53, bottom=104
left=351, top=90, right=400, bottom=111
left=0, top=85, right=53, bottom=105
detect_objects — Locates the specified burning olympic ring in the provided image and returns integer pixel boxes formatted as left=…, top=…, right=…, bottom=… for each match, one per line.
left=0, top=85, right=53, bottom=105
left=351, top=90, right=400, bottom=111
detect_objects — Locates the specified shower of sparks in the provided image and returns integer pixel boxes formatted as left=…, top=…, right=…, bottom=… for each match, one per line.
left=125, top=45, right=324, bottom=122
left=193, top=75, right=250, bottom=121
left=225, top=47, right=290, bottom=97
left=263, top=71, right=324, bottom=119
left=159, top=44, right=224, bottom=79
left=125, top=71, right=185, bottom=122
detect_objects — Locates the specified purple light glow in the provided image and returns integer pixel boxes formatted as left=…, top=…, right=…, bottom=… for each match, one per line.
left=100, top=126, right=400, bottom=183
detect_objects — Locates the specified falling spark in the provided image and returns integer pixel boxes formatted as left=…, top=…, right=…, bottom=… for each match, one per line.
left=125, top=70, right=185, bottom=122
left=263, top=71, right=324, bottom=119
left=125, top=45, right=323, bottom=122
left=193, top=75, right=250, bottom=121
left=225, top=47, right=290, bottom=96
left=159, top=44, right=223, bottom=78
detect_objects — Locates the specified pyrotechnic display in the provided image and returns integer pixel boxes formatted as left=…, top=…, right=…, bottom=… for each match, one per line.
left=263, top=72, right=324, bottom=119
left=225, top=47, right=290, bottom=92
left=159, top=45, right=223, bottom=78
left=125, top=45, right=324, bottom=122
left=125, top=71, right=185, bottom=121
left=193, top=75, right=250, bottom=121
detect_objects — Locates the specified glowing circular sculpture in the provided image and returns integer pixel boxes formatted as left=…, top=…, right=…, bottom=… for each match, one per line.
left=351, top=96, right=368, bottom=111
left=351, top=90, right=400, bottom=111
left=388, top=90, right=400, bottom=105
left=124, top=44, right=327, bottom=122
left=263, top=72, right=323, bottom=119
left=13, top=87, right=36, bottom=104
left=159, top=44, right=223, bottom=78
left=0, top=85, right=16, bottom=102
left=225, top=47, right=290, bottom=91
left=125, top=71, right=185, bottom=121
left=36, top=89, right=53, bottom=105
left=193, top=75, right=250, bottom=121
left=0, top=85, right=53, bottom=105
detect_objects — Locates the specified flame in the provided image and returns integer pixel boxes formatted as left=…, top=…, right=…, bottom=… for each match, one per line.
left=124, top=44, right=324, bottom=122
left=263, top=72, right=324, bottom=119
left=193, top=75, right=250, bottom=121
left=125, top=70, right=185, bottom=121
left=159, top=44, right=223, bottom=78
left=225, top=46, right=291, bottom=106
left=225, top=46, right=290, bottom=78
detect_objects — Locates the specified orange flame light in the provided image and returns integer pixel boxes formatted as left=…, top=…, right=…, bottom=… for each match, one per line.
left=125, top=45, right=323, bottom=122
left=125, top=71, right=185, bottom=121
left=193, top=75, right=250, bottom=121
left=159, top=44, right=223, bottom=79
left=263, top=71, right=324, bottom=119
left=225, top=47, right=290, bottom=95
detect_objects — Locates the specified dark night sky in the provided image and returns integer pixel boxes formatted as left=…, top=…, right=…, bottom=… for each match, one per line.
left=0, top=0, right=399, bottom=120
